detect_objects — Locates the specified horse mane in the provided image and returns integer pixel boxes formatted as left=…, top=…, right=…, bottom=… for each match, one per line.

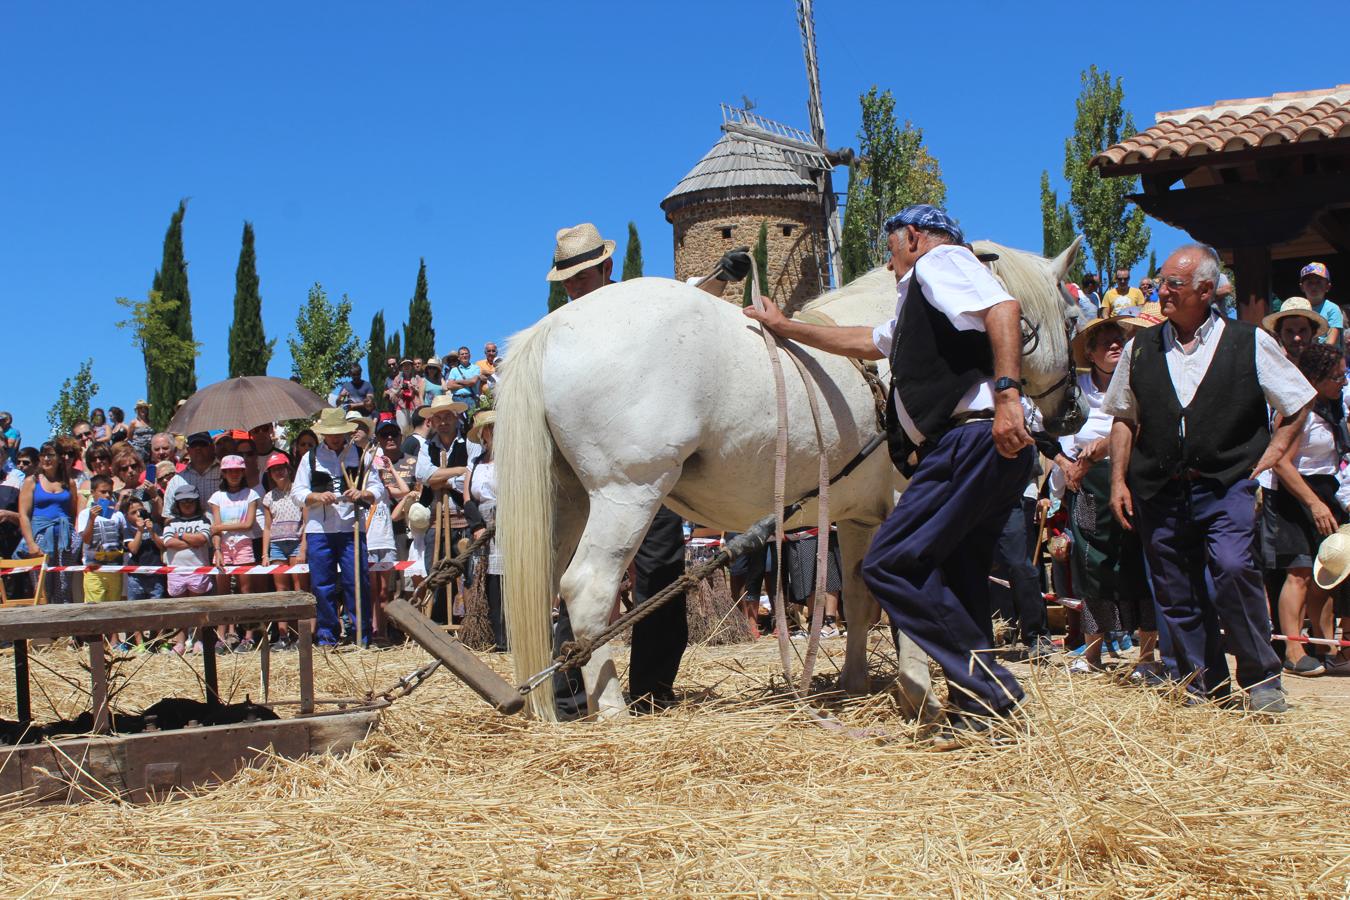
left=972, top=239, right=1069, bottom=383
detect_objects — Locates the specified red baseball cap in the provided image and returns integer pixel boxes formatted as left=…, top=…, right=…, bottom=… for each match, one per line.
left=265, top=451, right=292, bottom=470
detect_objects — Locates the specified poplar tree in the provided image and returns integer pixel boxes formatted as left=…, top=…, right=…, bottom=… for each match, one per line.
left=1063, top=65, right=1150, bottom=281
left=288, top=283, right=366, bottom=400
left=621, top=221, right=644, bottom=280
left=147, top=201, right=198, bottom=427
left=839, top=87, right=946, bottom=284
left=227, top=221, right=274, bottom=377
left=403, top=259, right=435, bottom=360
left=1039, top=171, right=1082, bottom=282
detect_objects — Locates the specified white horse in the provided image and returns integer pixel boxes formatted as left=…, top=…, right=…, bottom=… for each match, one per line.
left=497, top=238, right=1082, bottom=721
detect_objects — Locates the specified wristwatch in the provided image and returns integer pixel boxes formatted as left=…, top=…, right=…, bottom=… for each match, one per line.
left=993, top=376, right=1023, bottom=394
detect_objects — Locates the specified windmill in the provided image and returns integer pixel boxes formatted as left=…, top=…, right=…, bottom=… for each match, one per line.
left=711, top=0, right=851, bottom=291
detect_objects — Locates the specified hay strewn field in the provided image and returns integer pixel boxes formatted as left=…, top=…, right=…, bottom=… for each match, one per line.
left=1, top=633, right=1348, bottom=897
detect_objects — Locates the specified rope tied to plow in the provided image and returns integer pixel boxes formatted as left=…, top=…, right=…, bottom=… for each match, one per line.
left=409, top=524, right=496, bottom=614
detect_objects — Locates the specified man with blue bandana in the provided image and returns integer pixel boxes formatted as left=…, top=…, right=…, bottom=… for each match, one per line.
left=745, top=204, right=1035, bottom=748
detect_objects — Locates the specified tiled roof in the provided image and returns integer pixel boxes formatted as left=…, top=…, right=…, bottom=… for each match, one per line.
left=1093, top=84, right=1350, bottom=169
left=662, top=133, right=817, bottom=208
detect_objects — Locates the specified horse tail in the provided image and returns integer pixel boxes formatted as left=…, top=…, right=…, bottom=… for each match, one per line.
left=496, top=316, right=559, bottom=721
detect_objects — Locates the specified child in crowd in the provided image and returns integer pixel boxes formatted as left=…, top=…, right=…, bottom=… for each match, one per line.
left=122, top=497, right=166, bottom=600
left=262, top=451, right=308, bottom=648
left=209, top=455, right=260, bottom=651
left=77, top=474, right=128, bottom=604
left=163, top=484, right=213, bottom=654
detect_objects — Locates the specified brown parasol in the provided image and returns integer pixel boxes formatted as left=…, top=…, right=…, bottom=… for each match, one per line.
left=167, top=376, right=328, bottom=434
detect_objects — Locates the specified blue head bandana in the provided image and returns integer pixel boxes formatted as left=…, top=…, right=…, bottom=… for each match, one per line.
left=882, top=204, right=964, bottom=245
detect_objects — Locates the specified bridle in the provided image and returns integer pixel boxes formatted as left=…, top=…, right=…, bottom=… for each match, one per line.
left=1018, top=284, right=1086, bottom=436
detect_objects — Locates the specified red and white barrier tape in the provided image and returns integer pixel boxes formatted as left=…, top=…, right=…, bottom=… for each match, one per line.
left=0, top=562, right=416, bottom=576
left=1272, top=633, right=1350, bottom=649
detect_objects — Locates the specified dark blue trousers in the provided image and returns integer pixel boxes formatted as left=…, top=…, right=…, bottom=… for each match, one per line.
left=862, top=422, right=1033, bottom=716
left=307, top=530, right=372, bottom=644
left=1135, top=478, right=1281, bottom=697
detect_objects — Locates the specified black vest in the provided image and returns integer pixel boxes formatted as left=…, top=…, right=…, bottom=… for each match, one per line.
left=1127, top=319, right=1268, bottom=499
left=419, top=434, right=468, bottom=508
left=885, top=270, right=994, bottom=467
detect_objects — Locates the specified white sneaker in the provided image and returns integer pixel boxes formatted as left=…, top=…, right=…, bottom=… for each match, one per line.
left=819, top=624, right=841, bottom=639
left=1068, top=657, right=1102, bottom=675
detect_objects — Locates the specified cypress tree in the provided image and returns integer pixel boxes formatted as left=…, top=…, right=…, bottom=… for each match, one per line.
left=547, top=279, right=568, bottom=313
left=367, top=311, right=387, bottom=385
left=403, top=259, right=435, bottom=360
left=621, top=221, right=644, bottom=280
left=742, top=222, right=770, bottom=307
left=148, top=200, right=198, bottom=428
left=387, top=331, right=401, bottom=365
left=227, top=221, right=273, bottom=377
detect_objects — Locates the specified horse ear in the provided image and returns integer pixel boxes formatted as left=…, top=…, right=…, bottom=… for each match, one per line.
left=1049, top=235, right=1084, bottom=281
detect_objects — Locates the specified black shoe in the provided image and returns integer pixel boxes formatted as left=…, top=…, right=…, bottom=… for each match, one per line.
left=1282, top=656, right=1325, bottom=677
left=1245, top=685, right=1290, bottom=715
left=1028, top=635, right=1057, bottom=665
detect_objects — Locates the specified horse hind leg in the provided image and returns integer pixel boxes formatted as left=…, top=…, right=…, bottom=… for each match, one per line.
left=837, top=520, right=940, bottom=721
left=558, top=484, right=666, bottom=720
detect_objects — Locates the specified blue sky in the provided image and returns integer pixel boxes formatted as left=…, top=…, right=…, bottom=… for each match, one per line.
left=3, top=1, right=1347, bottom=439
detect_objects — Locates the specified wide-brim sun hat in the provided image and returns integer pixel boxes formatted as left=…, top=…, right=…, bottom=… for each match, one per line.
left=1263, top=297, right=1328, bottom=337
left=419, top=394, right=468, bottom=419
left=1072, top=316, right=1150, bottom=369
left=1313, top=527, right=1350, bottom=590
left=467, top=410, right=496, bottom=444
left=545, top=223, right=616, bottom=282
left=312, top=407, right=357, bottom=436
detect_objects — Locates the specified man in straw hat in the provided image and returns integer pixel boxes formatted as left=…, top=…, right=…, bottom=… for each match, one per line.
left=414, top=394, right=474, bottom=621
left=546, top=222, right=754, bottom=717
left=546, top=222, right=753, bottom=301
left=1264, top=297, right=1327, bottom=364
left=1103, top=243, right=1316, bottom=713
left=746, top=203, right=1037, bottom=745
left=292, top=407, right=386, bottom=647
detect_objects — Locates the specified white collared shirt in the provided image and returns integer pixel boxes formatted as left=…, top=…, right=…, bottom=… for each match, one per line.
left=291, top=443, right=387, bottom=535
left=1102, top=311, right=1314, bottom=424
left=871, top=244, right=1015, bottom=443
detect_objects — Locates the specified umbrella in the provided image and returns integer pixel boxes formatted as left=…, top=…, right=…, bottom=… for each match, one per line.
left=167, top=376, right=328, bottom=434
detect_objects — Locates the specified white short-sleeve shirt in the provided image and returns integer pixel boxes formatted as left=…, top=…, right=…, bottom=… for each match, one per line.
left=871, top=244, right=1015, bottom=444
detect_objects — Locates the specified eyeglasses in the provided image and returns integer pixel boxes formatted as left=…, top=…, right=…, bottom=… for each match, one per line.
left=1159, top=276, right=1190, bottom=290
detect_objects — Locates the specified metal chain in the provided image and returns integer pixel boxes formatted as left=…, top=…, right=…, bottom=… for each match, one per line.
left=370, top=659, right=444, bottom=704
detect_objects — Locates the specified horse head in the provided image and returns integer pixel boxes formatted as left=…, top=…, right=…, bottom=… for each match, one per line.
left=973, top=236, right=1086, bottom=438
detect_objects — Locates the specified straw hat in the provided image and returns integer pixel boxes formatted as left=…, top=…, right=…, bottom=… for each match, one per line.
left=545, top=223, right=616, bottom=282
left=467, top=410, right=496, bottom=444
left=1263, top=297, right=1328, bottom=336
left=344, top=410, right=373, bottom=433
left=419, top=394, right=468, bottom=419
left=1313, top=526, right=1350, bottom=590
left=312, top=407, right=357, bottom=436
left=425, top=356, right=442, bottom=370
left=1072, top=316, right=1150, bottom=368
left=406, top=502, right=432, bottom=533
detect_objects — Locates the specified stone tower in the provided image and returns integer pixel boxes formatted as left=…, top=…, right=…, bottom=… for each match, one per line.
left=662, top=115, right=833, bottom=314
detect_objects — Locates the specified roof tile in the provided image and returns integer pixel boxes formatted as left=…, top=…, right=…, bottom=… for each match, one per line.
left=1093, top=85, right=1350, bottom=168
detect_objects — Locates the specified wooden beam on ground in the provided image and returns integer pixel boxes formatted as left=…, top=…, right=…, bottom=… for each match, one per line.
left=383, top=599, right=524, bottom=715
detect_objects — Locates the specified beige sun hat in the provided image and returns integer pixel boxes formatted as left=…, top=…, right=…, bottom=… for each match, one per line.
left=424, top=356, right=442, bottom=370
left=467, top=409, right=496, bottom=444
left=1263, top=297, right=1328, bottom=337
left=1313, top=527, right=1350, bottom=590
left=312, top=407, right=357, bottom=436
left=406, top=502, right=432, bottom=533
left=545, top=223, right=616, bottom=282
left=1071, top=316, right=1149, bottom=368
left=418, top=394, right=468, bottom=419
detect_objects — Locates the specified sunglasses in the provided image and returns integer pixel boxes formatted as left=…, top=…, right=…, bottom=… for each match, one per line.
left=117, top=463, right=139, bottom=472
left=60, top=451, right=79, bottom=459
left=74, top=432, right=93, bottom=440
left=16, top=458, right=35, bottom=467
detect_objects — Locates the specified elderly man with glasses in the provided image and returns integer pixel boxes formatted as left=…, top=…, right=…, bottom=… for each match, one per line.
left=1105, top=244, right=1315, bottom=715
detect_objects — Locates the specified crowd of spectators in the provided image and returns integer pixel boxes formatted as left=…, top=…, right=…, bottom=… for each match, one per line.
left=0, top=341, right=503, bottom=653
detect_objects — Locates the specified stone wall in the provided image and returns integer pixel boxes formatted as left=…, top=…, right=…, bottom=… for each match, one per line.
left=669, top=197, right=827, bottom=314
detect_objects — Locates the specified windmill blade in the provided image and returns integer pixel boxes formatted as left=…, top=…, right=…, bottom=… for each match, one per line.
left=797, top=0, right=842, bottom=288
